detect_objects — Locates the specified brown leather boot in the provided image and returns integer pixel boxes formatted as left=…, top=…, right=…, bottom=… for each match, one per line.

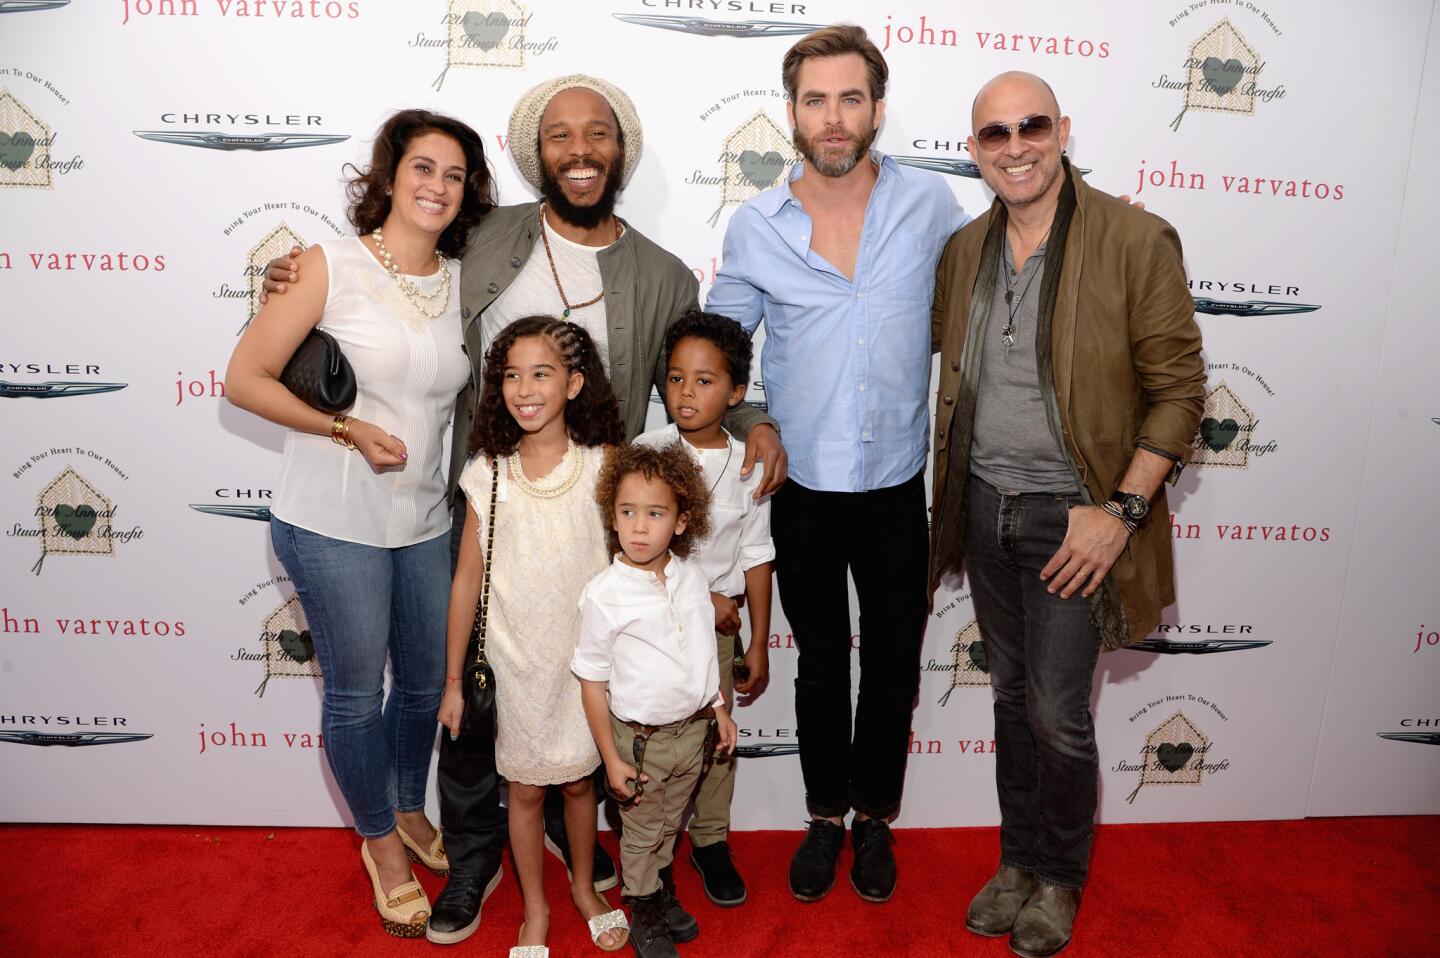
left=966, top=865, right=1038, bottom=937
left=1009, top=883, right=1081, bottom=957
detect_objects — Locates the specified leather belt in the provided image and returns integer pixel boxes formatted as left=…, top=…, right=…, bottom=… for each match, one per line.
left=620, top=705, right=715, bottom=738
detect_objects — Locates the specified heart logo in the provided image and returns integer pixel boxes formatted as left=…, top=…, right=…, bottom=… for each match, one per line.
left=277, top=629, right=316, bottom=664
left=0, top=131, right=37, bottom=173
left=54, top=504, right=97, bottom=540
left=738, top=150, right=786, bottom=189
left=1199, top=417, right=1240, bottom=452
left=1201, top=57, right=1244, bottom=96
left=462, top=11, right=510, bottom=50
left=1156, top=742, right=1194, bottom=773
left=966, top=639, right=989, bottom=674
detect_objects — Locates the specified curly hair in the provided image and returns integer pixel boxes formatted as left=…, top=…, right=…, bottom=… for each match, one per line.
left=663, top=309, right=753, bottom=388
left=468, top=317, right=625, bottom=458
left=346, top=109, right=496, bottom=259
left=596, top=443, right=712, bottom=560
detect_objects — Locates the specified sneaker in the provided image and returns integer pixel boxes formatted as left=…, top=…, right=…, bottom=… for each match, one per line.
left=788, top=818, right=845, bottom=902
left=689, top=840, right=747, bottom=906
left=658, top=864, right=699, bottom=942
left=425, top=866, right=503, bottom=945
left=543, top=814, right=619, bottom=893
left=849, top=817, right=897, bottom=903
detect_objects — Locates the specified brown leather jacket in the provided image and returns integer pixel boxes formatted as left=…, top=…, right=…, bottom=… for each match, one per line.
left=929, top=166, right=1205, bottom=649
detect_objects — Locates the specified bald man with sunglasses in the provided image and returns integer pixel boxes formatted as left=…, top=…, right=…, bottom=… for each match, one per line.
left=928, top=72, right=1204, bottom=957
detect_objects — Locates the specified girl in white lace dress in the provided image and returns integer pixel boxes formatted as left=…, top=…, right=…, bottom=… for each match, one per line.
left=437, top=317, right=629, bottom=955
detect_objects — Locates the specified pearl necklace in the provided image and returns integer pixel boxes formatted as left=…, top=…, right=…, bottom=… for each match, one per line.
left=508, top=439, right=583, bottom=499
left=371, top=227, right=452, bottom=320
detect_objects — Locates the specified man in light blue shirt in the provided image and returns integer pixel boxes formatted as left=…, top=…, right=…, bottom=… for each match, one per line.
left=706, top=25, right=968, bottom=906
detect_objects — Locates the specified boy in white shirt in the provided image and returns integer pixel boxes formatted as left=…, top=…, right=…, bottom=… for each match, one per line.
left=574, top=443, right=738, bottom=958
left=635, top=311, right=774, bottom=908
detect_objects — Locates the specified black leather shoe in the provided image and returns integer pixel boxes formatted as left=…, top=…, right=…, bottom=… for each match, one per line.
left=425, top=867, right=502, bottom=945
left=543, top=814, right=618, bottom=892
left=658, top=864, right=699, bottom=943
left=690, top=840, right=747, bottom=906
left=623, top=890, right=679, bottom=958
left=788, top=818, right=846, bottom=902
left=849, top=817, right=897, bottom=903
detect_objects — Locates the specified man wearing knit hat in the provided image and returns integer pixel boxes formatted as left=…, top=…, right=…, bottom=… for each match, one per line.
left=263, top=75, right=785, bottom=948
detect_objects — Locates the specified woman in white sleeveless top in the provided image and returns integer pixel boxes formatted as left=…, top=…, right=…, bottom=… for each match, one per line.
left=226, top=110, right=495, bottom=939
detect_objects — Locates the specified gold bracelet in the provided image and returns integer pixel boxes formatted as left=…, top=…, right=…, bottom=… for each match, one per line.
left=330, top=415, right=356, bottom=450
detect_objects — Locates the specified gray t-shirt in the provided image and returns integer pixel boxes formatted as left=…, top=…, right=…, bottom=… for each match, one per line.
left=969, top=242, right=1078, bottom=493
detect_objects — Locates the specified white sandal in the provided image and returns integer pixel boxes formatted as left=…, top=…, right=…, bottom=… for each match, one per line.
left=588, top=908, right=630, bottom=951
left=510, top=921, right=549, bottom=957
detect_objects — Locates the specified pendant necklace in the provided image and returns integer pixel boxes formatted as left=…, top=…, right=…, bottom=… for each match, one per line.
left=539, top=204, right=621, bottom=318
left=999, top=226, right=1051, bottom=352
left=706, top=435, right=734, bottom=496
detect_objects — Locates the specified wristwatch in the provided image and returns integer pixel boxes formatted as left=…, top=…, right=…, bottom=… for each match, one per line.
left=1108, top=490, right=1151, bottom=524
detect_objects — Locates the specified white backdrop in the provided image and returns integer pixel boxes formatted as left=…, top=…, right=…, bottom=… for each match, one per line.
left=2, top=0, right=1437, bottom=830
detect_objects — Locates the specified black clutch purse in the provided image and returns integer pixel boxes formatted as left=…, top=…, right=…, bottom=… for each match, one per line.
left=280, top=329, right=356, bottom=413
left=460, top=458, right=500, bottom=742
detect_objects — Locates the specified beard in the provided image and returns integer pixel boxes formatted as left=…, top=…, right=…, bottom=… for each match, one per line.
left=539, top=153, right=625, bottom=230
left=793, top=122, right=877, bottom=178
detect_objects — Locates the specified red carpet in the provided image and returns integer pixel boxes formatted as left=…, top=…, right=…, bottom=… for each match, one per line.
left=1, top=818, right=1436, bottom=957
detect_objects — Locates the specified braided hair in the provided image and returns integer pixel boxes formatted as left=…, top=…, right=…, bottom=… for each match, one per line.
left=469, top=316, right=625, bottom=458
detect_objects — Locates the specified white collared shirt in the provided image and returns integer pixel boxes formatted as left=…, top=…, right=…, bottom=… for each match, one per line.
left=635, top=424, right=775, bottom=598
left=572, top=554, right=723, bottom=726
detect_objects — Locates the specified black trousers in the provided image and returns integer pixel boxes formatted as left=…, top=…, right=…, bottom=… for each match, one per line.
left=437, top=491, right=508, bottom=878
left=771, top=470, right=929, bottom=820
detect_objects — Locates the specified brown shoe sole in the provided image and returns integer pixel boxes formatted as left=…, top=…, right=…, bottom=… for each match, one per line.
left=788, top=876, right=835, bottom=903
left=376, top=906, right=428, bottom=939
left=849, top=873, right=894, bottom=904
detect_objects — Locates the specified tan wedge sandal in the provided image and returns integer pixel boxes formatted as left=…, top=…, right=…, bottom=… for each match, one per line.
left=398, top=826, right=450, bottom=876
left=361, top=840, right=430, bottom=938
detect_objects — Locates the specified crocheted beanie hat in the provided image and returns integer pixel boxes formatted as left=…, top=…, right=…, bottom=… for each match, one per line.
left=507, top=74, right=643, bottom=192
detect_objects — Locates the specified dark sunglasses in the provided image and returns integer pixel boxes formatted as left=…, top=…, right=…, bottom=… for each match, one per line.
left=974, top=115, right=1056, bottom=149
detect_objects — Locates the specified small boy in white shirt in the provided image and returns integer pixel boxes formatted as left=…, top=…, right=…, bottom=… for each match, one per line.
left=574, top=442, right=738, bottom=958
left=635, top=311, right=774, bottom=909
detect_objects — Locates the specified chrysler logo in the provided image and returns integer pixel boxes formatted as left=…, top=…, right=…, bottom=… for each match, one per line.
left=1130, top=638, right=1271, bottom=654
left=0, top=381, right=126, bottom=398
left=1192, top=298, right=1320, bottom=316
left=893, top=154, right=1092, bottom=179
left=0, top=730, right=152, bottom=746
left=612, top=14, right=826, bottom=37
left=133, top=132, right=349, bottom=152
left=189, top=504, right=272, bottom=522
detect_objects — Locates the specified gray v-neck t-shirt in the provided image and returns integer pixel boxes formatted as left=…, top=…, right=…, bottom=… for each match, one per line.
left=969, top=242, right=1078, bottom=494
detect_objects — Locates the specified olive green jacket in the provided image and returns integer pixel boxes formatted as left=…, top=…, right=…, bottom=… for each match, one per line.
left=450, top=201, right=775, bottom=497
left=929, top=167, right=1205, bottom=649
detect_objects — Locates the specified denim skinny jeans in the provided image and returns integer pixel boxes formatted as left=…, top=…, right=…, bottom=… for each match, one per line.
left=270, top=518, right=448, bottom=838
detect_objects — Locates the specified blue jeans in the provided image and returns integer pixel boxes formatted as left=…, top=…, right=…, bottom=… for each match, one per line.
left=270, top=518, right=449, bottom=838
left=964, top=476, right=1101, bottom=889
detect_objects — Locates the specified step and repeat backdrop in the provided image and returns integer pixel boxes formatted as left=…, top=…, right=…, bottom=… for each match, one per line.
left=2, top=0, right=1437, bottom=829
